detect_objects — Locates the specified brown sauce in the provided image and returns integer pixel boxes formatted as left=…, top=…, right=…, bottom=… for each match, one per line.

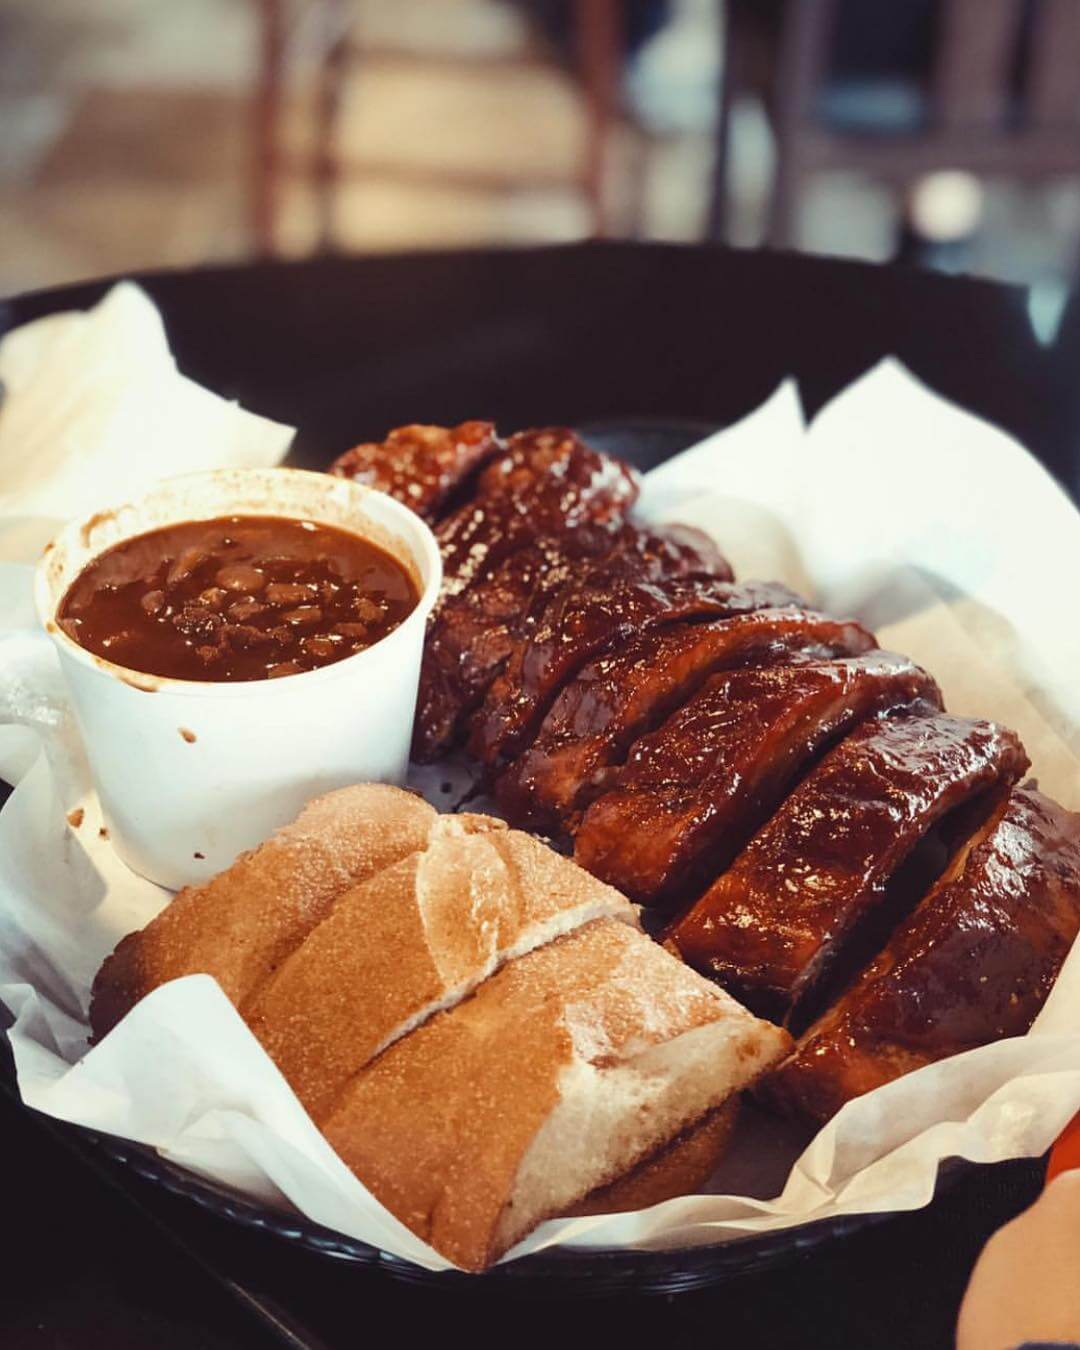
left=58, top=515, right=419, bottom=682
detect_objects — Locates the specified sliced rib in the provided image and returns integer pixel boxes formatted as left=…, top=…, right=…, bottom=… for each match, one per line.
left=666, top=712, right=1030, bottom=1020
left=415, top=528, right=604, bottom=762
left=575, top=651, right=940, bottom=908
left=435, top=428, right=641, bottom=601
left=475, top=426, right=643, bottom=519
left=763, top=786, right=1080, bottom=1123
left=468, top=575, right=802, bottom=770
left=495, top=608, right=878, bottom=837
left=329, top=421, right=503, bottom=522
left=414, top=522, right=727, bottom=762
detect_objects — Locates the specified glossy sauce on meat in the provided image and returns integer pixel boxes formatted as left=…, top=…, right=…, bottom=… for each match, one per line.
left=433, top=429, right=642, bottom=603
left=764, top=787, right=1080, bottom=1122
left=575, top=650, right=939, bottom=906
left=414, top=520, right=729, bottom=762
left=667, top=712, right=1030, bottom=1018
left=58, top=515, right=418, bottom=682
left=329, top=421, right=501, bottom=523
left=473, top=427, right=641, bottom=523
left=495, top=608, right=878, bottom=836
left=468, top=576, right=799, bottom=769
left=413, top=529, right=609, bottom=761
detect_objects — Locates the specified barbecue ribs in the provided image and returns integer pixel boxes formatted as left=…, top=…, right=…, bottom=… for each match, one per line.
left=415, top=521, right=724, bottom=761
left=468, top=576, right=802, bottom=769
left=575, top=652, right=941, bottom=907
left=763, top=786, right=1080, bottom=1121
left=666, top=712, right=1030, bottom=1019
left=495, top=608, right=879, bottom=836
left=330, top=421, right=503, bottom=522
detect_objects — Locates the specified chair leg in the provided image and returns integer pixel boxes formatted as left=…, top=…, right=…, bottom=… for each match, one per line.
left=766, top=0, right=837, bottom=250
left=767, top=148, right=803, bottom=249
left=577, top=0, right=622, bottom=239
left=707, top=2, right=740, bottom=243
left=252, top=0, right=286, bottom=258
left=623, top=127, right=650, bottom=240
left=314, top=0, right=349, bottom=255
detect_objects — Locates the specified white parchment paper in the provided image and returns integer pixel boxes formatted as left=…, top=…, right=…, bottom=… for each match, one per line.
left=1, top=289, right=1078, bottom=1272
left=0, top=281, right=294, bottom=560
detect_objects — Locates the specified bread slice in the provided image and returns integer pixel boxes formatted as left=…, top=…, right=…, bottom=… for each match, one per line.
left=244, top=829, right=639, bottom=1122
left=564, top=1100, right=740, bottom=1217
left=322, top=918, right=790, bottom=1271
left=90, top=786, right=499, bottom=1039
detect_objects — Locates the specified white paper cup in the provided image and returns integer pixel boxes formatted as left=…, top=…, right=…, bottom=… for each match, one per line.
left=34, top=467, right=441, bottom=890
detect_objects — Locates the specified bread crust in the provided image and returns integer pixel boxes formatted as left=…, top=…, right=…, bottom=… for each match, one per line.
left=244, top=827, right=637, bottom=1121
left=322, top=919, right=789, bottom=1270
left=89, top=785, right=441, bottom=1039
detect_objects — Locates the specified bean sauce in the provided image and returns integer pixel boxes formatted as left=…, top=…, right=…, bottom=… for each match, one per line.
left=58, top=515, right=419, bottom=682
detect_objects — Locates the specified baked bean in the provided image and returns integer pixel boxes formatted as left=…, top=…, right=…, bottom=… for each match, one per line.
left=216, top=563, right=266, bottom=592
left=282, top=606, right=322, bottom=627
left=265, top=581, right=314, bottom=606
left=227, top=599, right=266, bottom=622
left=301, top=636, right=337, bottom=661
left=167, top=546, right=209, bottom=587
left=354, top=596, right=386, bottom=621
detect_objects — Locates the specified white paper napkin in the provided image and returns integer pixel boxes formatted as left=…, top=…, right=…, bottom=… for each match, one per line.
left=1, top=290, right=1078, bottom=1273
left=0, top=282, right=294, bottom=562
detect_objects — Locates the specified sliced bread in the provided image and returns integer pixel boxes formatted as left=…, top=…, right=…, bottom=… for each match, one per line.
left=322, top=917, right=790, bottom=1270
left=90, top=785, right=498, bottom=1039
left=244, top=828, right=638, bottom=1121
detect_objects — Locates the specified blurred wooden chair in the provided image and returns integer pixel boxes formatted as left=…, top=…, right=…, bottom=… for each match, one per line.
left=250, top=0, right=626, bottom=256
left=711, top=0, right=1080, bottom=248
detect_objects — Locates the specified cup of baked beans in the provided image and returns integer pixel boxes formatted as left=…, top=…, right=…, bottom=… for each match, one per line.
left=34, top=467, right=442, bottom=889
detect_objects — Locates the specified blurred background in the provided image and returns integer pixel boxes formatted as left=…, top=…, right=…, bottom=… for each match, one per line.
left=2, top=0, right=1080, bottom=308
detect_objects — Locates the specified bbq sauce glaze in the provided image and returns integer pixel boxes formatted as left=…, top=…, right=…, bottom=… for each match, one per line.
left=58, top=515, right=419, bottom=682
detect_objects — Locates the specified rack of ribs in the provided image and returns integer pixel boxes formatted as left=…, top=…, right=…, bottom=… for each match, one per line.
left=762, top=787, right=1080, bottom=1122
left=324, top=420, right=1080, bottom=1116
left=494, top=608, right=880, bottom=837
left=329, top=421, right=504, bottom=522
left=467, top=575, right=802, bottom=770
left=573, top=652, right=941, bottom=907
left=666, top=712, right=1030, bottom=1021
